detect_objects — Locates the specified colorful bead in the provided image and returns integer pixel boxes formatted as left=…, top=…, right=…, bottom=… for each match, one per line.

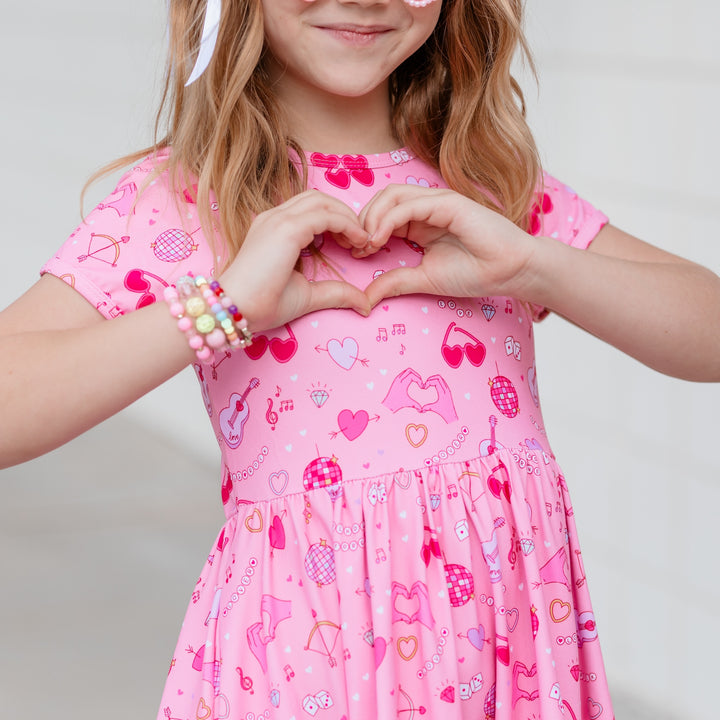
left=206, top=328, right=228, bottom=349
left=188, top=334, right=204, bottom=350
left=196, top=313, right=216, bottom=334
left=185, top=296, right=206, bottom=317
left=177, top=316, right=193, bottom=333
left=164, top=274, right=253, bottom=359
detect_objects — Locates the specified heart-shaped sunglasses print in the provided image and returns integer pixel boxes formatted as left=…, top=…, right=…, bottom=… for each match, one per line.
left=441, top=322, right=486, bottom=369
left=124, top=268, right=169, bottom=309
left=244, top=324, right=298, bottom=364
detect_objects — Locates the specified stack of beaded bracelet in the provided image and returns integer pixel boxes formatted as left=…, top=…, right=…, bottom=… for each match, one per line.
left=164, top=274, right=253, bottom=362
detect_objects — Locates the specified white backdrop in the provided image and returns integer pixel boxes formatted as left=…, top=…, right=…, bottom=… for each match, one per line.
left=1, top=2, right=718, bottom=718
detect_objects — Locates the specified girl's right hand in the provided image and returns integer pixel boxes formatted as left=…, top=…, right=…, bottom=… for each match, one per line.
left=219, top=190, right=371, bottom=331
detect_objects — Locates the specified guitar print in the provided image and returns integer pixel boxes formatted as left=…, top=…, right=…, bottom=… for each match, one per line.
left=219, top=378, right=260, bottom=448
left=479, top=415, right=505, bottom=456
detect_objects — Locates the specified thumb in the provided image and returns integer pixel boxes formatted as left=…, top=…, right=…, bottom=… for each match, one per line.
left=307, top=279, right=371, bottom=316
left=364, top=267, right=430, bottom=308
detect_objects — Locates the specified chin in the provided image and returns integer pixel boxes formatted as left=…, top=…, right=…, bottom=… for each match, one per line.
left=319, top=76, right=389, bottom=100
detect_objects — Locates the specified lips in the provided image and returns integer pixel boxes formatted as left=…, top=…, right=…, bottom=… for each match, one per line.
left=315, top=22, right=393, bottom=44
left=318, top=24, right=393, bottom=34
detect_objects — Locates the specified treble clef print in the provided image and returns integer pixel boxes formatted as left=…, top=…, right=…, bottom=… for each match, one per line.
left=236, top=666, right=254, bottom=694
left=266, top=398, right=279, bottom=431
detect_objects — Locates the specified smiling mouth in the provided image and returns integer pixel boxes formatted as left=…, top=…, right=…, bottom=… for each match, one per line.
left=317, top=24, right=392, bottom=44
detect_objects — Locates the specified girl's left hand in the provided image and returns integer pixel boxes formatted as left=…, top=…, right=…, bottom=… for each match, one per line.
left=356, top=185, right=536, bottom=307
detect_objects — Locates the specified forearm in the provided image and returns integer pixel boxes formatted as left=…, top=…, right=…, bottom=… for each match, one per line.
left=521, top=236, right=720, bottom=381
left=0, top=302, right=194, bottom=468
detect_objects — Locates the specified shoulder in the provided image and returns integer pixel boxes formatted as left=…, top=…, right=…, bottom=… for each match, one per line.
left=40, top=148, right=220, bottom=319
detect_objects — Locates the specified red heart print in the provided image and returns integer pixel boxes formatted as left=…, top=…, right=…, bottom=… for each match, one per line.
left=441, top=344, right=463, bottom=368
left=496, top=645, right=510, bottom=666
left=464, top=341, right=486, bottom=367
left=245, top=334, right=268, bottom=360
left=271, top=337, right=297, bottom=363
left=269, top=514, right=286, bottom=549
left=310, top=152, right=351, bottom=189
left=341, top=155, right=375, bottom=186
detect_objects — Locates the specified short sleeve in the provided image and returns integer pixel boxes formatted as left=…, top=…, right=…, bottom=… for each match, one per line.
left=528, top=172, right=609, bottom=321
left=41, top=152, right=221, bottom=320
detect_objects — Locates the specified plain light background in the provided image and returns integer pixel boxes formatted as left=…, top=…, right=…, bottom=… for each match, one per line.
left=1, top=2, right=719, bottom=718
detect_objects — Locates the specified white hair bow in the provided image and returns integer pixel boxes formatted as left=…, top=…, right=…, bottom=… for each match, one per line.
left=184, top=0, right=440, bottom=86
left=185, top=0, right=223, bottom=86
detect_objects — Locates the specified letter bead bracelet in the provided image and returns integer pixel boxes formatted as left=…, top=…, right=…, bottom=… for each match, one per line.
left=164, top=274, right=253, bottom=361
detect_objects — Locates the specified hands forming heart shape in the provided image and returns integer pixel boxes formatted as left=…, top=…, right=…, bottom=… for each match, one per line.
left=220, top=184, right=535, bottom=334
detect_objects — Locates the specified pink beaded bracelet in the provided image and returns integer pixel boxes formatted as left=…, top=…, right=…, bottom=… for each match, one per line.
left=164, top=274, right=253, bottom=361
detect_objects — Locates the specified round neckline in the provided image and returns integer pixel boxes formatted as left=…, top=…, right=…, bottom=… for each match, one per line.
left=301, top=147, right=414, bottom=169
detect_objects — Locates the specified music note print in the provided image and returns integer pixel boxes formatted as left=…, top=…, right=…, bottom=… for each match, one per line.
left=266, top=398, right=279, bottom=431
left=236, top=667, right=254, bottom=694
left=392, top=323, right=406, bottom=335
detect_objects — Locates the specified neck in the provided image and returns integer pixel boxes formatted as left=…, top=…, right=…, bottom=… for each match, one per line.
left=277, top=82, right=399, bottom=156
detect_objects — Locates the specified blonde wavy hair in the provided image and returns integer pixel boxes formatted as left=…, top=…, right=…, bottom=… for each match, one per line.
left=89, top=0, right=541, bottom=266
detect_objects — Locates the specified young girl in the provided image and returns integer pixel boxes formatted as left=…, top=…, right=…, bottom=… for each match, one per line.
left=2, top=1, right=719, bottom=719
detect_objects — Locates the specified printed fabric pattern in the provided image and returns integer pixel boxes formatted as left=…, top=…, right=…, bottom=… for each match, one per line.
left=42, top=148, right=613, bottom=720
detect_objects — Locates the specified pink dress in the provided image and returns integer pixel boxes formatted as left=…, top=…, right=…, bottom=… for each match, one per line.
left=43, top=148, right=614, bottom=720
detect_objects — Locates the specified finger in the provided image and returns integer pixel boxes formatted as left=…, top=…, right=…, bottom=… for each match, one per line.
left=321, top=211, right=370, bottom=249
left=364, top=267, right=434, bottom=307
left=306, top=279, right=371, bottom=317
left=328, top=231, right=352, bottom=250
left=358, top=183, right=426, bottom=227
left=293, top=194, right=369, bottom=249
left=361, top=185, right=444, bottom=235
left=268, top=191, right=369, bottom=249
left=260, top=207, right=367, bottom=255
left=378, top=196, right=459, bottom=245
